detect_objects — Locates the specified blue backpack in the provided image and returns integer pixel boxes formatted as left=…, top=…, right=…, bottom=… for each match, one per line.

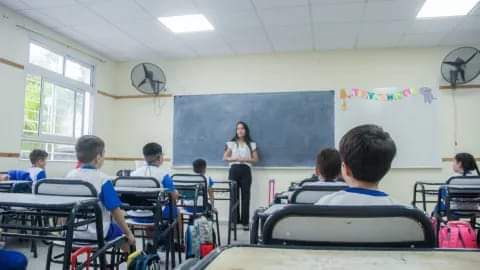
left=128, top=252, right=160, bottom=270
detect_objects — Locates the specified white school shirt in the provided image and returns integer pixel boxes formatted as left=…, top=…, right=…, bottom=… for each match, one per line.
left=130, top=165, right=175, bottom=191
left=315, top=187, right=396, bottom=206
left=226, top=141, right=257, bottom=167
left=66, top=167, right=121, bottom=240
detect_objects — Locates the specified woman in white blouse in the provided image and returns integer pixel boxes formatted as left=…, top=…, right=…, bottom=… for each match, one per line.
left=223, top=121, right=258, bottom=230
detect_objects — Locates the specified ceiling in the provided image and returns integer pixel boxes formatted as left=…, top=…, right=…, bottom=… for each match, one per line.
left=1, top=0, right=480, bottom=61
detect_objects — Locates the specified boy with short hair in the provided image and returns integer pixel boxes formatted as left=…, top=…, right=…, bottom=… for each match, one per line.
left=315, top=124, right=397, bottom=205
left=303, top=148, right=342, bottom=186
left=66, top=135, right=135, bottom=246
left=192, top=158, right=215, bottom=204
left=1, top=149, right=48, bottom=182
left=131, top=143, right=177, bottom=196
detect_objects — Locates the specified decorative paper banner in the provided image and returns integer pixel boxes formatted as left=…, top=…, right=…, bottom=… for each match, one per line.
left=339, top=87, right=436, bottom=111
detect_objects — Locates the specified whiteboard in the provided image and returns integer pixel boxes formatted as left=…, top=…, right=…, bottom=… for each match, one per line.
left=335, top=88, right=441, bottom=168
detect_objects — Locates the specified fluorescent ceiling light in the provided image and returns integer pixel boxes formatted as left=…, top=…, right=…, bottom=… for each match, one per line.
left=417, top=0, right=480, bottom=18
left=158, top=14, right=214, bottom=33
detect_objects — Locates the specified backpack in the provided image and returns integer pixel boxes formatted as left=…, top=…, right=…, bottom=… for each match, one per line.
left=185, top=216, right=215, bottom=258
left=127, top=251, right=161, bottom=270
left=438, top=221, right=478, bottom=249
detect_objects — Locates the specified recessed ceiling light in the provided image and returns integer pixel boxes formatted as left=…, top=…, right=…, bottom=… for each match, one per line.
left=158, top=14, right=214, bottom=33
left=417, top=0, right=480, bottom=18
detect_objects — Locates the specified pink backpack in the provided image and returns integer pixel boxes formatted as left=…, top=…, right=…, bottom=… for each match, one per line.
left=438, top=221, right=478, bottom=249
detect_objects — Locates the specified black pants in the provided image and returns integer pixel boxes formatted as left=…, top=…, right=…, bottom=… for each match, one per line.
left=229, top=164, right=252, bottom=226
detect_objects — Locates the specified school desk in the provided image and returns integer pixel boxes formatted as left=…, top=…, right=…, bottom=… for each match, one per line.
left=0, top=193, right=105, bottom=270
left=0, top=180, right=31, bottom=192
left=182, top=245, right=480, bottom=270
left=210, top=180, right=239, bottom=245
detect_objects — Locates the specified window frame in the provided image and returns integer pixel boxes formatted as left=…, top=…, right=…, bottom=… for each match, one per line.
left=22, top=40, right=96, bottom=161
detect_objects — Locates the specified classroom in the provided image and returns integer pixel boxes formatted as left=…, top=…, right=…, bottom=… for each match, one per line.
left=0, top=0, right=479, bottom=269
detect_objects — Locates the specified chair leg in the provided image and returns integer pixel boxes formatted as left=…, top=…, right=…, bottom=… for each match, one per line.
left=45, top=244, right=53, bottom=270
left=215, top=211, right=221, bottom=246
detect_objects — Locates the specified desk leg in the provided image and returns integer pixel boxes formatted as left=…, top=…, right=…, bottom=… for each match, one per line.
left=94, top=204, right=106, bottom=270
left=63, top=210, right=76, bottom=270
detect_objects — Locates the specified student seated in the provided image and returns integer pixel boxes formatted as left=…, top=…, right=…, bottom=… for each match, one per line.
left=0, top=249, right=28, bottom=270
left=316, top=124, right=397, bottom=205
left=1, top=149, right=48, bottom=182
left=192, top=159, right=215, bottom=205
left=436, top=152, right=480, bottom=214
left=131, top=143, right=179, bottom=217
left=0, top=149, right=48, bottom=192
left=452, top=152, right=480, bottom=176
left=303, top=148, right=342, bottom=186
left=66, top=135, right=135, bottom=249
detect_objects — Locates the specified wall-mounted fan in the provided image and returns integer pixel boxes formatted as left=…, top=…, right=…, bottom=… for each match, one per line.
left=441, top=47, right=480, bottom=88
left=131, top=63, right=166, bottom=95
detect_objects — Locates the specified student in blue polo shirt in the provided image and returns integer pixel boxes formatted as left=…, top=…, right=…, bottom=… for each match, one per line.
left=0, top=149, right=48, bottom=193
left=192, top=159, right=215, bottom=204
left=316, top=124, right=397, bottom=205
left=66, top=135, right=135, bottom=250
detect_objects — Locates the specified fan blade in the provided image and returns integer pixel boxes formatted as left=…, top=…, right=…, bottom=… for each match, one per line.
left=148, top=78, right=156, bottom=92
left=142, top=63, right=148, bottom=77
left=464, top=51, right=479, bottom=64
left=138, top=78, right=147, bottom=88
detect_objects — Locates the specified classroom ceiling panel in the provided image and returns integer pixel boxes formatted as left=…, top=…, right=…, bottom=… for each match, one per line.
left=407, top=18, right=461, bottom=34
left=0, top=0, right=480, bottom=61
left=357, top=33, right=402, bottom=48
left=33, top=3, right=106, bottom=27
left=363, top=0, right=423, bottom=22
left=192, top=0, right=254, bottom=12
left=179, top=32, right=233, bottom=56
left=311, top=2, right=364, bottom=23
left=258, top=5, right=311, bottom=26
left=398, top=32, right=445, bottom=48
left=0, top=0, right=29, bottom=10
left=267, top=24, right=313, bottom=52
left=203, top=9, right=262, bottom=30
left=252, top=0, right=309, bottom=9
left=135, top=0, right=198, bottom=17
left=85, top=0, right=151, bottom=24
left=25, top=0, right=76, bottom=9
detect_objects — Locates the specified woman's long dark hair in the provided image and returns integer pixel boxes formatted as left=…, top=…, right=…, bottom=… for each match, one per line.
left=455, top=153, right=480, bottom=176
left=231, top=121, right=254, bottom=152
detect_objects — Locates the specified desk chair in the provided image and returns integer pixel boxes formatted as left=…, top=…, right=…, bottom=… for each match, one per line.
left=171, top=174, right=221, bottom=245
left=251, top=184, right=348, bottom=244
left=262, top=205, right=435, bottom=248
left=447, top=176, right=480, bottom=185
left=35, top=179, right=124, bottom=270
left=290, top=184, right=348, bottom=204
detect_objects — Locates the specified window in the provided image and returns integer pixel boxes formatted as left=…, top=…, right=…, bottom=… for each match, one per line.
left=22, top=42, right=94, bottom=161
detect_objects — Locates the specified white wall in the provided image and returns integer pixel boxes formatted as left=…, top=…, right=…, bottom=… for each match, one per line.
left=0, top=4, right=117, bottom=176
left=110, top=48, right=480, bottom=212
left=1, top=4, right=480, bottom=217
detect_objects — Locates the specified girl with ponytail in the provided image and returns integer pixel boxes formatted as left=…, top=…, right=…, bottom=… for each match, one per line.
left=453, top=153, right=480, bottom=176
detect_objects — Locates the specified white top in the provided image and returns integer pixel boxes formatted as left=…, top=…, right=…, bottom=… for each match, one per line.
left=66, top=168, right=113, bottom=240
left=226, top=141, right=257, bottom=167
left=315, top=188, right=396, bottom=206
left=131, top=165, right=171, bottom=186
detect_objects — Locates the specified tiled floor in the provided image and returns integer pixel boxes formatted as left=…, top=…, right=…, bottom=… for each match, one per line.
left=7, top=222, right=250, bottom=270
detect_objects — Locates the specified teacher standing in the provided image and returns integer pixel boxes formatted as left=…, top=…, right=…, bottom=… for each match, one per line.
left=223, top=121, right=258, bottom=230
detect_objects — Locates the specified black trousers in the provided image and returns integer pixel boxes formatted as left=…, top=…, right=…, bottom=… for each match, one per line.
left=229, top=164, right=252, bottom=226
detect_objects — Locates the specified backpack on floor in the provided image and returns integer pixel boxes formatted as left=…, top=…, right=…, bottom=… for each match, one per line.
left=438, top=221, right=478, bottom=249
left=127, top=251, right=161, bottom=270
left=185, top=216, right=215, bottom=259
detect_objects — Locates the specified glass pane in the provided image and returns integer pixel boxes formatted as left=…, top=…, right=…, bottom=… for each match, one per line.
left=23, top=75, right=41, bottom=135
left=52, top=143, right=76, bottom=161
left=40, top=81, right=75, bottom=137
left=20, top=141, right=48, bottom=160
left=75, top=92, right=84, bottom=138
left=29, top=43, right=63, bottom=74
left=65, top=59, right=92, bottom=85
